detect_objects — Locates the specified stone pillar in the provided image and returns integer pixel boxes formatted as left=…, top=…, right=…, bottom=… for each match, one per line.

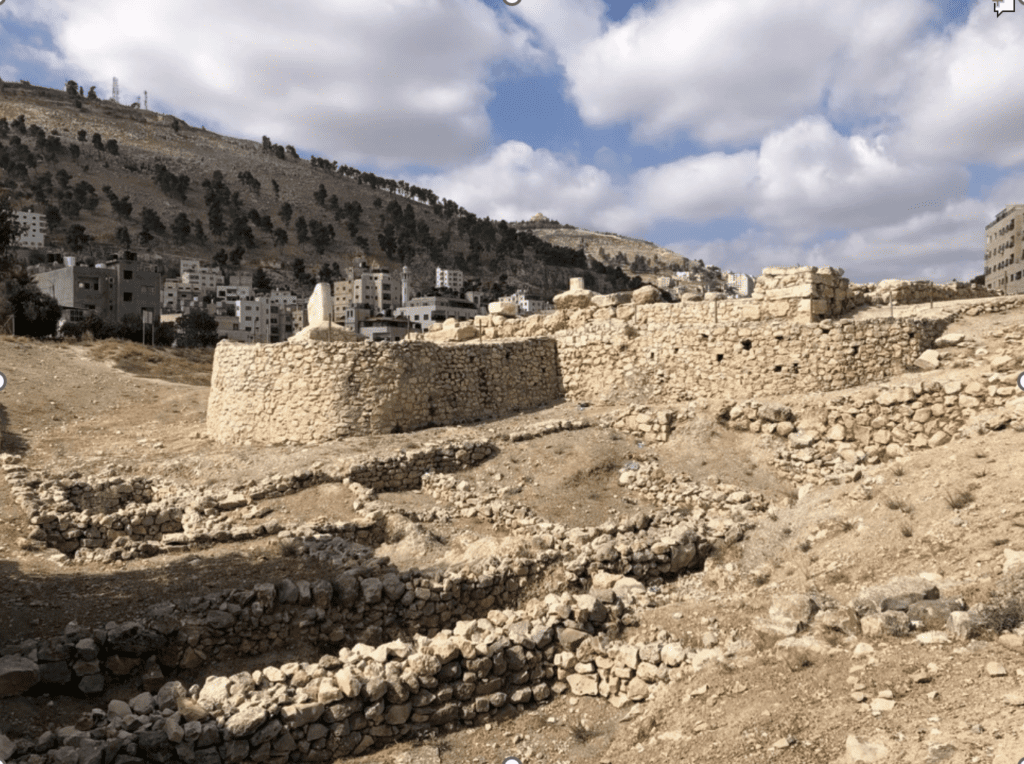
left=307, top=282, right=333, bottom=324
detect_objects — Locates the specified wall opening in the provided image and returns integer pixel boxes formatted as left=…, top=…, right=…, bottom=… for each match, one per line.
left=716, top=354, right=724, bottom=363
left=741, top=339, right=752, bottom=351
left=773, top=365, right=783, bottom=372
left=791, top=363, right=799, bottom=373
left=851, top=345, right=859, bottom=356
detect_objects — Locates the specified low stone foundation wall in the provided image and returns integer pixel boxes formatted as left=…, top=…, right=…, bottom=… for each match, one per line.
left=1, top=440, right=498, bottom=561
left=854, top=279, right=998, bottom=306
left=207, top=338, right=562, bottom=445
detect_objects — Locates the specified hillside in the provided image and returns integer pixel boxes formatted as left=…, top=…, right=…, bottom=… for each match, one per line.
left=511, top=214, right=703, bottom=278
left=0, top=80, right=640, bottom=300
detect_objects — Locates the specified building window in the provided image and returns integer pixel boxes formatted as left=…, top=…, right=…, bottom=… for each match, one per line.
left=124, top=292, right=133, bottom=302
left=124, top=270, right=133, bottom=280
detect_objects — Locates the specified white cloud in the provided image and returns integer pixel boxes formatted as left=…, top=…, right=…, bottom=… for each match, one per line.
left=751, top=117, right=968, bottom=237
left=417, top=140, right=622, bottom=224
left=603, top=151, right=759, bottom=232
left=892, top=6, right=1024, bottom=166
left=534, top=0, right=932, bottom=146
left=16, top=0, right=543, bottom=168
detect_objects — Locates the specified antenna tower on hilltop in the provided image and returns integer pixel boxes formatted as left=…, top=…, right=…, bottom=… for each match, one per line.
left=111, top=77, right=119, bottom=104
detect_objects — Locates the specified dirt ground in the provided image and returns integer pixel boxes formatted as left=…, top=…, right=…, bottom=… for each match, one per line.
left=3, top=300, right=1024, bottom=764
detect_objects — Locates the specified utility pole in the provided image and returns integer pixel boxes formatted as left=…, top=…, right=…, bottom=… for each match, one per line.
left=111, top=77, right=119, bottom=104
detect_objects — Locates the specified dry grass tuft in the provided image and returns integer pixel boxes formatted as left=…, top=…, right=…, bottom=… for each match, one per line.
left=899, top=520, right=913, bottom=538
left=943, top=487, right=975, bottom=510
left=890, top=462, right=905, bottom=477
left=883, top=495, right=914, bottom=514
left=87, top=339, right=215, bottom=386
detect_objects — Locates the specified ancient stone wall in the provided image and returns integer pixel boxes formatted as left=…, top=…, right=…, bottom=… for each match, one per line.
left=557, top=316, right=947, bottom=404
left=2, top=440, right=498, bottom=561
left=853, top=279, right=998, bottom=306
left=207, top=339, right=562, bottom=445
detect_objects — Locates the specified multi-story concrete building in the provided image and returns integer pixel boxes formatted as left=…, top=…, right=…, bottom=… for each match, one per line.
left=33, top=258, right=161, bottom=325
left=334, top=261, right=395, bottom=315
left=985, top=204, right=1024, bottom=295
left=181, top=269, right=224, bottom=291
left=215, top=284, right=253, bottom=302
left=227, top=295, right=297, bottom=343
left=435, top=267, right=464, bottom=292
left=500, top=289, right=552, bottom=315
left=725, top=272, right=755, bottom=297
left=13, top=209, right=47, bottom=249
left=394, top=295, right=480, bottom=331
left=161, top=279, right=203, bottom=313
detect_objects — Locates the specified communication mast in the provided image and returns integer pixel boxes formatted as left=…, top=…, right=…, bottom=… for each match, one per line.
left=111, top=77, right=119, bottom=104
left=144, top=90, right=147, bottom=110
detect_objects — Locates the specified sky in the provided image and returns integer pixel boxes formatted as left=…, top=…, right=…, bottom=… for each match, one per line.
left=2, top=0, right=1024, bottom=284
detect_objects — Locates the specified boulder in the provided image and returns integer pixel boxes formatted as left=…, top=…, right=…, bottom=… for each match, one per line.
left=0, top=654, right=40, bottom=696
left=631, top=285, right=662, bottom=304
left=553, top=289, right=595, bottom=310
left=488, top=301, right=517, bottom=317
left=914, top=349, right=940, bottom=371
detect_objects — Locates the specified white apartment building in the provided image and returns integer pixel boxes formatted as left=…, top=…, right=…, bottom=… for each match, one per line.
left=216, top=284, right=253, bottom=302
left=725, top=272, right=755, bottom=297
left=500, top=289, right=552, bottom=315
left=334, top=262, right=395, bottom=315
left=228, top=294, right=296, bottom=343
left=435, top=267, right=464, bottom=291
left=14, top=209, right=47, bottom=249
left=161, top=279, right=203, bottom=313
left=395, top=295, right=480, bottom=331
left=181, top=269, right=224, bottom=291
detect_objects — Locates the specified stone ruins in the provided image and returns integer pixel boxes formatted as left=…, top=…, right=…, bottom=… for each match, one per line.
left=207, top=267, right=1001, bottom=446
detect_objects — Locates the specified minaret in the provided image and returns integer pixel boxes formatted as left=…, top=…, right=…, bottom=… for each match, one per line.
left=401, top=265, right=410, bottom=306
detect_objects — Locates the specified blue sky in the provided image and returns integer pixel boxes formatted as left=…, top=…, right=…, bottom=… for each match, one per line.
left=3, top=0, right=1024, bottom=284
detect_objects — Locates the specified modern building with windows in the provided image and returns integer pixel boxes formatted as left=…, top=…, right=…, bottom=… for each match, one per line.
left=33, top=257, right=161, bottom=325
left=394, top=295, right=480, bottom=331
left=13, top=209, right=47, bottom=249
left=333, top=261, right=395, bottom=315
left=985, top=204, right=1024, bottom=295
left=435, top=267, right=464, bottom=291
left=725, top=272, right=755, bottom=297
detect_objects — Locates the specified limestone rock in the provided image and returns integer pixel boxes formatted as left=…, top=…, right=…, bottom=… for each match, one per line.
left=846, top=734, right=889, bottom=762
left=631, top=285, right=661, bottom=304
left=0, top=654, right=40, bottom=697
left=914, top=349, right=940, bottom=371
left=553, top=289, right=595, bottom=310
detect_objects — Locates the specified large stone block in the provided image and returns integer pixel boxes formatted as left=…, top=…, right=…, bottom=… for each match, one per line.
left=0, top=655, right=40, bottom=696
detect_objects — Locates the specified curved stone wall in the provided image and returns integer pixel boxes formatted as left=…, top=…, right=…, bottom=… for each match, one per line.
left=207, top=338, right=562, bottom=445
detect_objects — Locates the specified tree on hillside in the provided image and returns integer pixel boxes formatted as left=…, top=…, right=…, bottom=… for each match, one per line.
left=292, top=258, right=306, bottom=281
left=115, top=226, right=131, bottom=249
left=278, top=202, right=293, bottom=227
left=65, top=224, right=92, bottom=252
left=0, top=196, right=25, bottom=265
left=176, top=310, right=219, bottom=347
left=91, top=133, right=104, bottom=156
left=65, top=80, right=79, bottom=97
left=105, top=139, right=119, bottom=156
left=271, top=179, right=279, bottom=198
left=253, top=267, right=272, bottom=293
left=295, top=216, right=308, bottom=245
left=87, top=86, right=97, bottom=100
left=140, top=207, right=166, bottom=237
left=273, top=227, right=288, bottom=250
left=170, top=212, right=191, bottom=245
left=77, top=129, right=87, bottom=143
